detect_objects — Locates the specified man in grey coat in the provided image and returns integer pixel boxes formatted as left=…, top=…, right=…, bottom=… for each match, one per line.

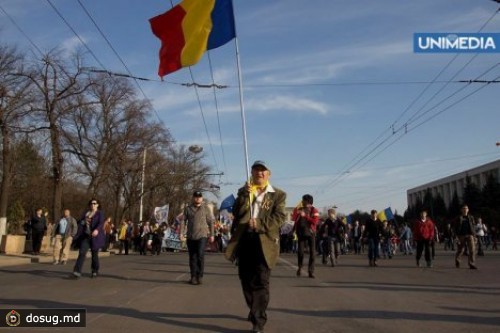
left=51, top=209, right=78, bottom=265
left=180, top=191, right=215, bottom=285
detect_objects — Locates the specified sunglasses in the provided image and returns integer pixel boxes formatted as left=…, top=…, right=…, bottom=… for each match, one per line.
left=91, top=202, right=98, bottom=205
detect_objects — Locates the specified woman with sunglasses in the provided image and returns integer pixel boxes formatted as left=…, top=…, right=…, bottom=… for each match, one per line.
left=70, top=199, right=105, bottom=279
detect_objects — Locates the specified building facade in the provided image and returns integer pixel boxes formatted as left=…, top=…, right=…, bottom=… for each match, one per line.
left=407, top=159, right=500, bottom=209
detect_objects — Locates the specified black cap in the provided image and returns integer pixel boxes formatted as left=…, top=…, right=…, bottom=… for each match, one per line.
left=193, top=191, right=203, bottom=197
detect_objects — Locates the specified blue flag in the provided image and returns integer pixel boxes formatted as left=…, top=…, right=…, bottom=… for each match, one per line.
left=220, top=194, right=236, bottom=212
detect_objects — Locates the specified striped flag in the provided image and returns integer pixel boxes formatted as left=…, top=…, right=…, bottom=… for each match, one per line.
left=149, top=0, right=236, bottom=77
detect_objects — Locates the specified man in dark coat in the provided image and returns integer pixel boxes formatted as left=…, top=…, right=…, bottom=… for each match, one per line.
left=225, top=160, right=286, bottom=333
left=30, top=208, right=47, bottom=255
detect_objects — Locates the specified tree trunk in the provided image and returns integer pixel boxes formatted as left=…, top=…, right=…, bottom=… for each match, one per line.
left=49, top=121, right=63, bottom=224
left=0, top=124, right=11, bottom=237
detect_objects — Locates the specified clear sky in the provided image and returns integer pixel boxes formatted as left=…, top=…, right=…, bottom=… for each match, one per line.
left=1, top=0, right=499, bottom=216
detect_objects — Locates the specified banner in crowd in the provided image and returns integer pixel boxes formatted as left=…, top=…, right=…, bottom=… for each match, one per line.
left=163, top=223, right=183, bottom=250
left=280, top=221, right=294, bottom=235
left=154, top=205, right=170, bottom=223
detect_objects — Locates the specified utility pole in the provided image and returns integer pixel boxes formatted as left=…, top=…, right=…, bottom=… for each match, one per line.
left=139, top=148, right=147, bottom=222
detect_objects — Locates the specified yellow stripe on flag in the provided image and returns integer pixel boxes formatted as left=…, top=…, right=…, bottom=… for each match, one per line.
left=180, top=0, right=216, bottom=66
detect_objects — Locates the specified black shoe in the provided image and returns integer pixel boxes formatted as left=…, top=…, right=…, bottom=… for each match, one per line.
left=455, top=260, right=460, bottom=268
left=197, top=277, right=203, bottom=285
left=469, top=264, right=478, bottom=270
left=308, top=272, right=315, bottom=279
left=69, top=272, right=80, bottom=279
left=252, top=323, right=264, bottom=333
left=188, top=277, right=199, bottom=285
left=296, top=268, right=302, bottom=277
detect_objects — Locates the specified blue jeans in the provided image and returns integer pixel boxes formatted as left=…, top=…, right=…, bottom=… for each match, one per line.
left=187, top=237, right=207, bottom=278
left=368, top=238, right=379, bottom=262
left=73, top=237, right=99, bottom=276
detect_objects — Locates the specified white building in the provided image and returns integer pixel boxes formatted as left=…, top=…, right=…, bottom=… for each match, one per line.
left=407, top=159, right=500, bottom=209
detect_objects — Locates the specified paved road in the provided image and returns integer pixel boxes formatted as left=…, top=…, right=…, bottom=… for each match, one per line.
left=1, top=249, right=499, bottom=333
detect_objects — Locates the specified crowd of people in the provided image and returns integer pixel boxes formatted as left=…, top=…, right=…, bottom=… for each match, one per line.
left=19, top=158, right=498, bottom=333
left=280, top=201, right=497, bottom=272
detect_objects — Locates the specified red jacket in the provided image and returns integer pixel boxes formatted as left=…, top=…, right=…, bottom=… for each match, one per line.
left=292, top=206, right=320, bottom=233
left=413, top=218, right=435, bottom=241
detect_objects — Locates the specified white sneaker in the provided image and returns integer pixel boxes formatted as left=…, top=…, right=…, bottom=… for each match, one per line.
left=53, top=261, right=59, bottom=265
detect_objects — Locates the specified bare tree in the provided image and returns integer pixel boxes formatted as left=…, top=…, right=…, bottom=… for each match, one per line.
left=0, top=44, right=33, bottom=236
left=20, top=50, right=92, bottom=223
left=61, top=73, right=172, bottom=222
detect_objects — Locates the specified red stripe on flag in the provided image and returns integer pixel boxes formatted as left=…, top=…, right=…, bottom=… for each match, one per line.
left=149, top=6, right=187, bottom=77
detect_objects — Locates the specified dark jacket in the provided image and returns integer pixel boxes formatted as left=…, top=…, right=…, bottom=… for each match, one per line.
left=30, top=215, right=47, bottom=233
left=454, top=214, right=476, bottom=237
left=74, top=210, right=105, bottom=251
left=225, top=184, right=287, bottom=269
left=363, top=218, right=382, bottom=240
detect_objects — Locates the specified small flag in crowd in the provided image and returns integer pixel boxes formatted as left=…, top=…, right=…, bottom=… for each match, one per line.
left=377, top=207, right=394, bottom=222
left=220, top=194, right=236, bottom=213
left=149, top=0, right=236, bottom=77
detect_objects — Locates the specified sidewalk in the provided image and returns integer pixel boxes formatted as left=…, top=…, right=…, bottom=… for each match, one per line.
left=0, top=250, right=111, bottom=267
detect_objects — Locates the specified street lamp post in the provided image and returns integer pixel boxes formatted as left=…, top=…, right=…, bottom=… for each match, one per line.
left=188, top=145, right=204, bottom=192
left=139, top=148, right=147, bottom=222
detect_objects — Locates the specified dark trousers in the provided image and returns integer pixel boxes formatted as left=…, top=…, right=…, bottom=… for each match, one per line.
left=73, top=237, right=99, bottom=275
left=238, top=232, right=270, bottom=331
left=297, top=235, right=315, bottom=273
left=119, top=239, right=129, bottom=255
left=368, top=238, right=379, bottom=262
left=416, top=240, right=432, bottom=264
left=31, top=230, right=44, bottom=253
left=187, top=237, right=207, bottom=278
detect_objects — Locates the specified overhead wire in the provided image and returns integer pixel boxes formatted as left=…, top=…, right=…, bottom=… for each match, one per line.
left=207, top=52, right=229, bottom=176
left=323, top=62, right=500, bottom=193
left=314, top=6, right=500, bottom=196
left=0, top=3, right=43, bottom=57
left=187, top=67, right=221, bottom=174
left=45, top=0, right=107, bottom=70
left=75, top=0, right=165, bottom=125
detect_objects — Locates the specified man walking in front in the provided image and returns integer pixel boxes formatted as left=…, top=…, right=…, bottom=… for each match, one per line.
left=454, top=205, right=478, bottom=269
left=180, top=191, right=215, bottom=285
left=292, top=194, right=319, bottom=278
left=225, top=160, right=286, bottom=333
left=51, top=209, right=78, bottom=265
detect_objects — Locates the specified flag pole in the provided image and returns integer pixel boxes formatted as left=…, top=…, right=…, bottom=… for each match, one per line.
left=234, top=35, right=251, bottom=183
left=232, top=3, right=254, bottom=220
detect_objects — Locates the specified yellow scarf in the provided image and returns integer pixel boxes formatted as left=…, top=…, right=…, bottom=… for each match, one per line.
left=250, top=180, right=269, bottom=204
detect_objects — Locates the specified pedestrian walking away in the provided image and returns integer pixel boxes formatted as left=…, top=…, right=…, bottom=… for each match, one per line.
left=225, top=160, right=287, bottom=333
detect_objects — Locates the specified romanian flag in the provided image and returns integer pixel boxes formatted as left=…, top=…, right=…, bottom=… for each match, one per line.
left=377, top=207, right=394, bottom=222
left=149, top=0, right=236, bottom=77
